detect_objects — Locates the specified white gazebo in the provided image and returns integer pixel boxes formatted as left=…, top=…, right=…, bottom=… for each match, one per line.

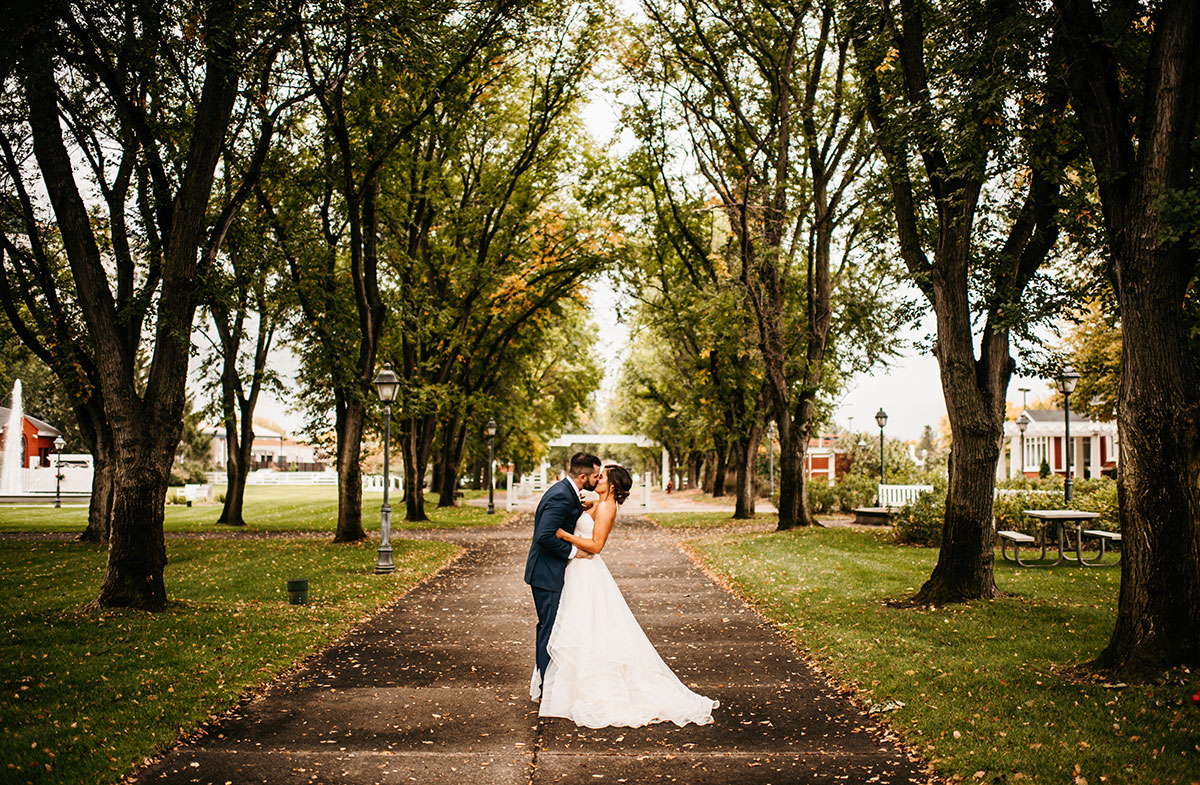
left=998, top=409, right=1117, bottom=480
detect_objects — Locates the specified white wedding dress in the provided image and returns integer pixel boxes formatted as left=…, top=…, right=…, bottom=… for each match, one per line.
left=532, top=510, right=719, bottom=728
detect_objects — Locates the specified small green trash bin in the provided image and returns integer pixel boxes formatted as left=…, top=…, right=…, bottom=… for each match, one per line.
left=287, top=578, right=309, bottom=605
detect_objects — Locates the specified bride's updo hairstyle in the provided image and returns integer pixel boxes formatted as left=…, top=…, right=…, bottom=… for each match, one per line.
left=606, top=465, right=633, bottom=505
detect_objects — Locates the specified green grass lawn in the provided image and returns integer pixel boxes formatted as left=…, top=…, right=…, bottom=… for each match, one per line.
left=0, top=536, right=459, bottom=785
left=677, top=518, right=1200, bottom=785
left=0, top=485, right=511, bottom=533
left=648, top=511, right=774, bottom=529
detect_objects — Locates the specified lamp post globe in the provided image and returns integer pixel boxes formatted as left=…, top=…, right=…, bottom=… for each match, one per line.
left=874, top=408, right=888, bottom=486
left=372, top=363, right=400, bottom=574
left=485, top=418, right=497, bottom=514
left=53, top=436, right=65, bottom=508
left=1055, top=367, right=1080, bottom=502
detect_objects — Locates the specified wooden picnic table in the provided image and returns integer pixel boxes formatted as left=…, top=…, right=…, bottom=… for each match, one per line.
left=997, top=509, right=1119, bottom=567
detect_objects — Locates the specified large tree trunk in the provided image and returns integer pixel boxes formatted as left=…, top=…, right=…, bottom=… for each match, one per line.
left=1099, top=266, right=1200, bottom=674
left=334, top=398, right=367, bottom=541
left=1052, top=0, right=1200, bottom=676
left=910, top=283, right=1010, bottom=604
left=88, top=439, right=173, bottom=610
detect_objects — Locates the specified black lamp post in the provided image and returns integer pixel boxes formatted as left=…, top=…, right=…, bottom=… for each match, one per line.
left=485, top=418, right=497, bottom=514
left=1016, top=412, right=1031, bottom=479
left=372, top=363, right=400, bottom=574
left=874, top=408, right=888, bottom=485
left=53, top=436, right=65, bottom=508
left=484, top=417, right=499, bottom=516
left=1055, top=366, right=1080, bottom=502
left=766, top=422, right=777, bottom=497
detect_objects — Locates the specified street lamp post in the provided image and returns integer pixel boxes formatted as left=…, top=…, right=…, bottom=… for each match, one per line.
left=766, top=422, right=777, bottom=498
left=485, top=418, right=497, bottom=514
left=1055, top=366, right=1081, bottom=502
left=1016, top=412, right=1031, bottom=479
left=53, top=436, right=65, bottom=508
left=875, top=408, right=888, bottom=486
left=372, top=363, right=400, bottom=574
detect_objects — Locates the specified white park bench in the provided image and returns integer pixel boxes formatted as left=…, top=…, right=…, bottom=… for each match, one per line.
left=854, top=484, right=934, bottom=525
left=876, top=484, right=934, bottom=507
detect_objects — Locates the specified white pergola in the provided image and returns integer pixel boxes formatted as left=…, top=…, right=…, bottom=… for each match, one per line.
left=547, top=433, right=670, bottom=501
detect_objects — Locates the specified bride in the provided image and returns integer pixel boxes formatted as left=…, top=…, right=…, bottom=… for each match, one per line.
left=536, top=464, right=719, bottom=728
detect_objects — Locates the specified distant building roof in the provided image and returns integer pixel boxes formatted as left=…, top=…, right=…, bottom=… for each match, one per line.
left=0, top=407, right=63, bottom=438
left=1022, top=408, right=1093, bottom=424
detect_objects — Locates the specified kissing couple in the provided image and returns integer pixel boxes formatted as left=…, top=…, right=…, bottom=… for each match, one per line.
left=524, top=452, right=719, bottom=728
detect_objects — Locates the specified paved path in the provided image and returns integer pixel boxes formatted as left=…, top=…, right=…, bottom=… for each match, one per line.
left=134, top=515, right=925, bottom=785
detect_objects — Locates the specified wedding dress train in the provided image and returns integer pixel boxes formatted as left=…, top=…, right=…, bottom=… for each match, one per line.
left=533, top=511, right=718, bottom=728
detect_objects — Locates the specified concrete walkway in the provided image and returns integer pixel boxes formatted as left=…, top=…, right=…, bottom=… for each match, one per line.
left=134, top=515, right=925, bottom=785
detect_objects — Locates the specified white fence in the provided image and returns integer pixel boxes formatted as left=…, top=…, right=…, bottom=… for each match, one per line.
left=877, top=484, right=934, bottom=507
left=205, top=469, right=402, bottom=494
left=12, top=465, right=93, bottom=494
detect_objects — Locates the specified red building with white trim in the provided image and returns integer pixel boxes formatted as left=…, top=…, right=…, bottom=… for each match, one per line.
left=0, top=407, right=64, bottom=468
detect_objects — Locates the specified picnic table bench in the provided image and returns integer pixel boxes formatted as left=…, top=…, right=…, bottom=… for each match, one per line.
left=998, top=509, right=1120, bottom=567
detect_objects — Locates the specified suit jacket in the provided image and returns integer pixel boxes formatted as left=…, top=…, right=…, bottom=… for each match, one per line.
left=524, top=477, right=583, bottom=591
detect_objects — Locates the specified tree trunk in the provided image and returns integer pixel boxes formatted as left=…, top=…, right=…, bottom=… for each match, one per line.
left=732, top=433, right=758, bottom=519
left=436, top=416, right=467, bottom=508
left=687, top=450, right=701, bottom=490
left=701, top=449, right=714, bottom=493
left=775, top=426, right=807, bottom=529
left=78, top=449, right=113, bottom=544
left=87, top=443, right=170, bottom=610
left=334, top=398, right=367, bottom=541
left=76, top=404, right=113, bottom=544
left=401, top=418, right=428, bottom=522
left=1051, top=0, right=1200, bottom=678
left=216, top=401, right=255, bottom=526
left=711, top=436, right=728, bottom=498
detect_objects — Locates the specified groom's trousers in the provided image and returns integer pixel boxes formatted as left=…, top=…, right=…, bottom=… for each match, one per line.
left=530, top=586, right=561, bottom=688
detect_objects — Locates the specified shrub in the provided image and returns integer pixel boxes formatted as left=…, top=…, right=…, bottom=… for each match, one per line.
left=1072, top=478, right=1119, bottom=530
left=894, top=491, right=944, bottom=546
left=1038, top=458, right=1051, bottom=478
left=807, top=481, right=839, bottom=514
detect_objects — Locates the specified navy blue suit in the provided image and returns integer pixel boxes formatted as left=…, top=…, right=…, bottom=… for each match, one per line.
left=524, top=477, right=583, bottom=688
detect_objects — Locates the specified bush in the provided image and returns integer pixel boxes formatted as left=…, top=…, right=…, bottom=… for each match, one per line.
left=1071, top=478, right=1119, bottom=530
left=807, top=481, right=840, bottom=514
left=1038, top=458, right=1051, bottom=478
left=836, top=473, right=878, bottom=511
left=894, top=491, right=944, bottom=546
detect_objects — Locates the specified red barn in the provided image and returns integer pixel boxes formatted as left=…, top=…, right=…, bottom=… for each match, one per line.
left=0, top=407, right=64, bottom=468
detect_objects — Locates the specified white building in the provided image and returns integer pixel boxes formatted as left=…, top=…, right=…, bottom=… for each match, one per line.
left=205, top=423, right=326, bottom=472
left=998, top=409, right=1117, bottom=480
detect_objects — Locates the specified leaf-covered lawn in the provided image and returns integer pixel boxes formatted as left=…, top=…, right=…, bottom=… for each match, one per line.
left=0, top=537, right=459, bottom=785
left=688, top=524, right=1200, bottom=785
left=648, top=511, right=773, bottom=529
left=0, top=484, right=510, bottom=533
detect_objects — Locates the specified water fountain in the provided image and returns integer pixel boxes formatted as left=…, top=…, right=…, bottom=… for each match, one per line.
left=0, top=379, right=23, bottom=494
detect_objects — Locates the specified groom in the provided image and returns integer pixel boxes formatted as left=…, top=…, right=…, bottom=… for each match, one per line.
left=524, top=451, right=602, bottom=696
